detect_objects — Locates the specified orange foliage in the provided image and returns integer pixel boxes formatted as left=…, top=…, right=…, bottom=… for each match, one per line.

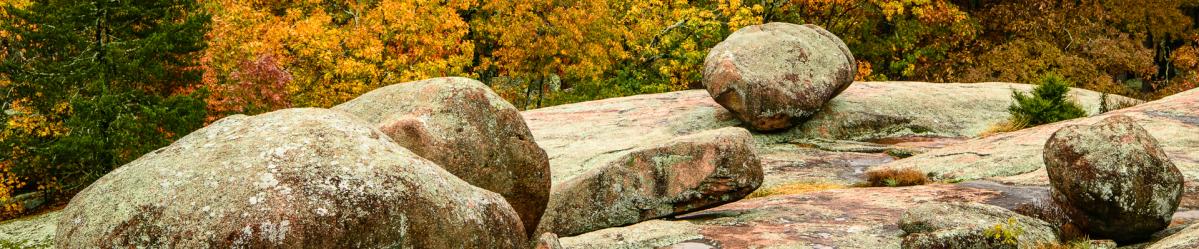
left=864, top=168, right=929, bottom=187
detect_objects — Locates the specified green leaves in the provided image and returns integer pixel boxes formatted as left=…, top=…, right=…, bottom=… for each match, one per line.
left=1009, top=74, right=1088, bottom=127
left=0, top=0, right=211, bottom=203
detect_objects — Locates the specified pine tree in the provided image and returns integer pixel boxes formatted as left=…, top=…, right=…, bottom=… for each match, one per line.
left=1008, top=73, right=1088, bottom=126
left=0, top=0, right=210, bottom=204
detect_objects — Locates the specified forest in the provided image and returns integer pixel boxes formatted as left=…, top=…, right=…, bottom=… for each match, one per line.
left=2, top=0, right=1199, bottom=219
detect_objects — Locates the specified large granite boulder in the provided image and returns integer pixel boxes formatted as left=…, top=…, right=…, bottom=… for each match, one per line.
left=55, top=109, right=527, bottom=248
left=702, top=22, right=855, bottom=131
left=898, top=202, right=1058, bottom=249
left=535, top=127, right=763, bottom=236
left=1045, top=115, right=1183, bottom=243
left=332, top=77, right=551, bottom=236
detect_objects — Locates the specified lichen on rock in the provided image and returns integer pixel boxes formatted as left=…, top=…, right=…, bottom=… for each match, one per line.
left=702, top=22, right=855, bottom=131
left=1044, top=115, right=1183, bottom=243
left=898, top=202, right=1058, bottom=249
left=535, top=127, right=763, bottom=237
left=55, top=108, right=527, bottom=248
left=332, top=77, right=551, bottom=236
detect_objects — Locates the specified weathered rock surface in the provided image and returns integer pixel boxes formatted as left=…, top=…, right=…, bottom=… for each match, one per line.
left=524, top=82, right=1121, bottom=182
left=1045, top=115, right=1183, bottom=243
left=794, top=81, right=1133, bottom=141
left=535, top=127, right=762, bottom=236
left=534, top=233, right=563, bottom=249
left=0, top=210, right=57, bottom=248
left=702, top=22, right=856, bottom=131
left=557, top=184, right=1014, bottom=248
left=898, top=202, right=1058, bottom=248
left=56, top=109, right=526, bottom=248
left=878, top=88, right=1198, bottom=184
left=520, top=81, right=1133, bottom=243
left=332, top=77, right=550, bottom=235
left=1147, top=223, right=1199, bottom=249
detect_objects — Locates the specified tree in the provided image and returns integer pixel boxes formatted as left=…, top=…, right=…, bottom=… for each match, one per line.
left=203, top=0, right=477, bottom=108
left=1008, top=74, right=1087, bottom=127
left=0, top=0, right=210, bottom=210
left=470, top=0, right=631, bottom=109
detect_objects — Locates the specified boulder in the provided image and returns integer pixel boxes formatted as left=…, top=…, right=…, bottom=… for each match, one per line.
left=898, top=202, right=1058, bottom=249
left=55, top=109, right=526, bottom=248
left=533, top=233, right=563, bottom=249
left=535, top=127, right=763, bottom=236
left=1044, top=115, right=1183, bottom=243
left=702, top=22, right=855, bottom=131
left=332, top=77, right=551, bottom=236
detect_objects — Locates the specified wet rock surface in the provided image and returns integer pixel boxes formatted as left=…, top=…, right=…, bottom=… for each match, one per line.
left=332, top=77, right=550, bottom=234
left=55, top=109, right=527, bottom=248
left=1045, top=115, right=1183, bottom=243
left=702, top=22, right=855, bottom=131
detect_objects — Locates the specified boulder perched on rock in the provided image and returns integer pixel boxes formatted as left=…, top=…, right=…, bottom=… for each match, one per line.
left=56, top=109, right=527, bottom=248
left=1044, top=115, right=1183, bottom=243
left=332, top=77, right=551, bottom=236
left=702, top=22, right=855, bottom=131
left=536, top=127, right=763, bottom=236
left=898, top=202, right=1058, bottom=249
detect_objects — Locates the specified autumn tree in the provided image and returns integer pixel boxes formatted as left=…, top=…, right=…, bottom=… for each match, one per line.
left=0, top=0, right=211, bottom=212
left=955, top=0, right=1194, bottom=98
left=202, top=0, right=476, bottom=109
left=468, top=0, right=633, bottom=109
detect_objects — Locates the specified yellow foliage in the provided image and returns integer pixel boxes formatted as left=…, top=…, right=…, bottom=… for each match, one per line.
left=747, top=181, right=845, bottom=198
left=984, top=217, right=1025, bottom=246
left=0, top=161, right=24, bottom=219
left=204, top=0, right=476, bottom=108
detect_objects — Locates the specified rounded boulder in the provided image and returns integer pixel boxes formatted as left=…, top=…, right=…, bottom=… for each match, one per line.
left=55, top=108, right=527, bottom=248
left=333, top=77, right=551, bottom=236
left=1045, top=115, right=1183, bottom=243
left=702, top=22, right=855, bottom=131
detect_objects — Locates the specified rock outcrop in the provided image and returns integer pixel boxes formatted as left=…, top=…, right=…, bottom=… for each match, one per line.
left=332, top=77, right=551, bottom=235
left=534, top=127, right=762, bottom=236
left=898, top=202, right=1058, bottom=249
left=1146, top=223, right=1199, bottom=249
left=877, top=88, right=1197, bottom=184
left=554, top=184, right=1027, bottom=248
left=1045, top=115, right=1183, bottom=243
left=55, top=109, right=526, bottom=248
left=702, top=22, right=855, bottom=131
left=518, top=81, right=1133, bottom=242
left=0, top=211, right=57, bottom=248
